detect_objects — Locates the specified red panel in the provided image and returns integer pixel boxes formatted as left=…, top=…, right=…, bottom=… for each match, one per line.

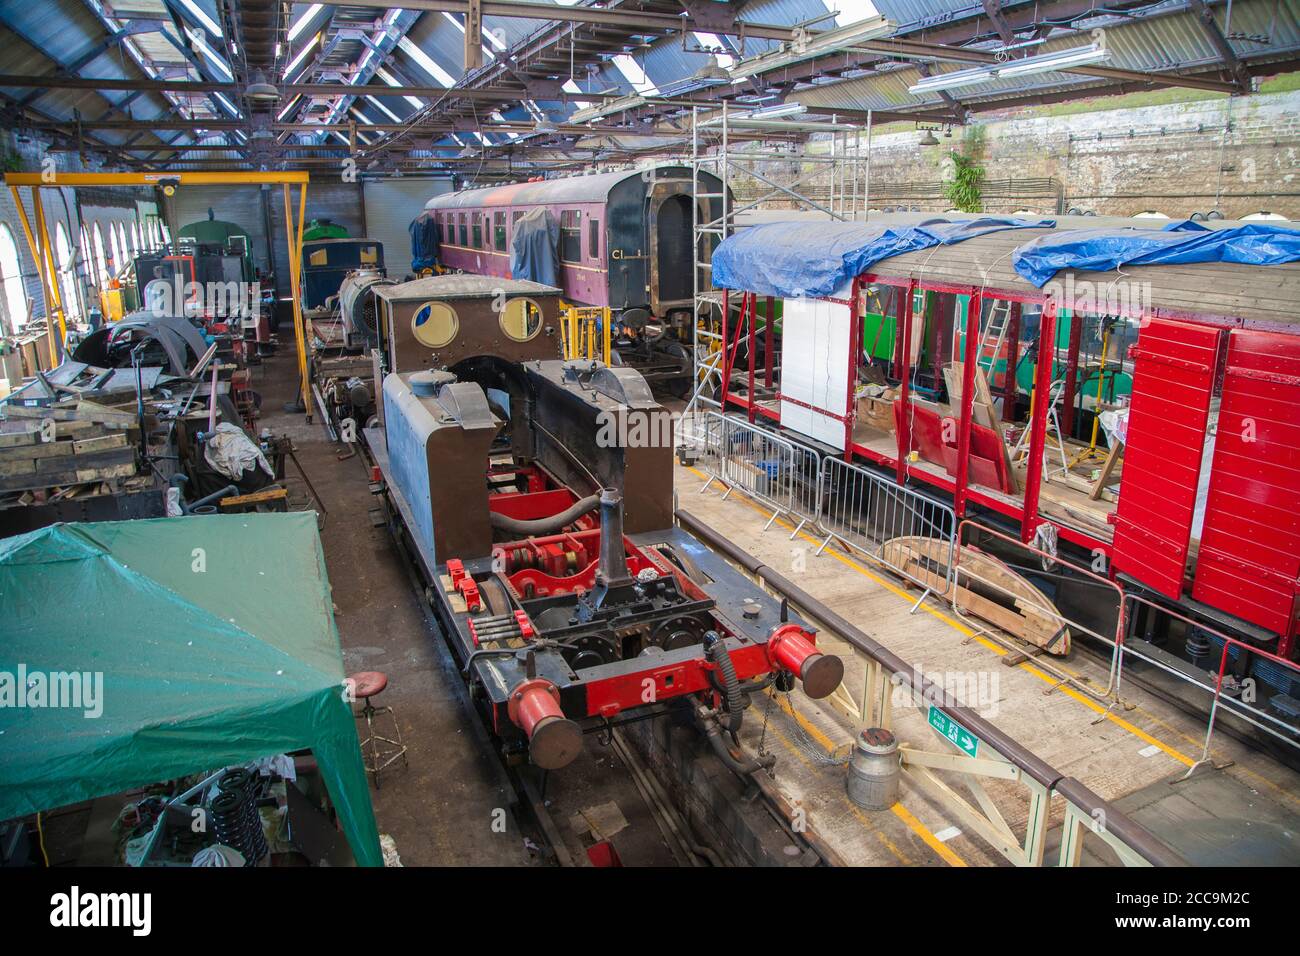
left=1192, top=329, right=1300, bottom=644
left=1111, top=318, right=1221, bottom=599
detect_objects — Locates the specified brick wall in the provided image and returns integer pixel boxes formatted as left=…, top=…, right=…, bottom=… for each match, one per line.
left=848, top=88, right=1300, bottom=219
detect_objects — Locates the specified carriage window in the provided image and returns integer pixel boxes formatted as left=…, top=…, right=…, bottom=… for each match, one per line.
left=588, top=218, right=600, bottom=259
left=559, top=209, right=582, bottom=263
left=458, top=214, right=467, bottom=247
left=494, top=211, right=507, bottom=252
left=471, top=214, right=483, bottom=249
left=512, top=211, right=523, bottom=226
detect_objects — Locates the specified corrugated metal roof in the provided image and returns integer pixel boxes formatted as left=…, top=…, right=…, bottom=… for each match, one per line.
left=792, top=0, right=1300, bottom=113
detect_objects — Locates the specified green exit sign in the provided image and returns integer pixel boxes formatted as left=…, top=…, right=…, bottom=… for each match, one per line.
left=928, top=705, right=980, bottom=758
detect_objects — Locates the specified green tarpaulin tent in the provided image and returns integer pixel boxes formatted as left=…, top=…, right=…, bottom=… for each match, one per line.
left=0, top=513, right=382, bottom=867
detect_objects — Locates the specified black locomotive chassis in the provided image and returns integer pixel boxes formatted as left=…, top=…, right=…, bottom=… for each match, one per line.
left=428, top=526, right=812, bottom=759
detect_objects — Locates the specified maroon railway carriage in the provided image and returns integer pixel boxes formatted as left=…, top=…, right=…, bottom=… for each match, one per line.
left=422, top=165, right=728, bottom=383
left=712, top=222, right=1300, bottom=730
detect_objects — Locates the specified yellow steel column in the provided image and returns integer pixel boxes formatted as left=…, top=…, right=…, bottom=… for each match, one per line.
left=602, top=307, right=611, bottom=365
left=9, top=186, right=59, bottom=367
left=32, top=192, right=67, bottom=352
left=282, top=182, right=312, bottom=418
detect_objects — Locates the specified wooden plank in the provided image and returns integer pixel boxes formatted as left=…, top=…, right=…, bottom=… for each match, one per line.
left=72, top=433, right=129, bottom=454
left=0, top=428, right=39, bottom=448
left=2, top=402, right=136, bottom=425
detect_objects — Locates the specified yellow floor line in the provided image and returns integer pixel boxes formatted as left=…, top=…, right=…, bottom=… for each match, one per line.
left=891, top=801, right=968, bottom=867
left=763, top=663, right=967, bottom=866
left=764, top=722, right=924, bottom=866
left=684, top=467, right=1198, bottom=768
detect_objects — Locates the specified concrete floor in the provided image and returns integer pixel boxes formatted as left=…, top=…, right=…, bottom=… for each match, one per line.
left=255, top=347, right=537, bottom=866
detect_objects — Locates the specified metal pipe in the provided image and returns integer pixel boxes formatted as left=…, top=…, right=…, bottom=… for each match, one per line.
left=490, top=493, right=601, bottom=536
left=596, top=487, right=632, bottom=587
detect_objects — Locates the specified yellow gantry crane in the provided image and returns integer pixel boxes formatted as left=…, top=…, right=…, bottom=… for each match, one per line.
left=4, top=170, right=315, bottom=416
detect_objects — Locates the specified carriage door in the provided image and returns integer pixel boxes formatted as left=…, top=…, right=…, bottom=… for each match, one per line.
left=647, top=183, right=694, bottom=313
left=1191, top=329, right=1300, bottom=649
left=1111, top=318, right=1222, bottom=599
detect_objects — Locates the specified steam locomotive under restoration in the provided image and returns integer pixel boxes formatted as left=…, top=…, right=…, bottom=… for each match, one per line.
left=365, top=274, right=841, bottom=772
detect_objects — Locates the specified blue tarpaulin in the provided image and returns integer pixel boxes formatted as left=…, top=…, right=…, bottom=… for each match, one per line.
left=409, top=212, right=439, bottom=272
left=1012, top=219, right=1300, bottom=287
left=711, top=217, right=1056, bottom=299
left=510, top=208, right=561, bottom=286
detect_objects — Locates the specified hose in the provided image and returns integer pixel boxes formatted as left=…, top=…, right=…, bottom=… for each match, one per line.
left=489, top=494, right=601, bottom=536
left=183, top=484, right=238, bottom=515
left=704, top=630, right=745, bottom=734
left=698, top=708, right=774, bottom=777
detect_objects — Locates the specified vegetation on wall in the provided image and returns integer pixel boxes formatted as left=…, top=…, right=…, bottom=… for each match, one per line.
left=943, top=125, right=986, bottom=213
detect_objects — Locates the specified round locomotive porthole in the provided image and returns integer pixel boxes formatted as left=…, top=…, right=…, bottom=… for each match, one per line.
left=411, top=301, right=459, bottom=348
left=500, top=297, right=543, bottom=342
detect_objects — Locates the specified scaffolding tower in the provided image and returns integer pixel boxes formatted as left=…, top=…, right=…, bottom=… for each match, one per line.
left=686, top=104, right=873, bottom=415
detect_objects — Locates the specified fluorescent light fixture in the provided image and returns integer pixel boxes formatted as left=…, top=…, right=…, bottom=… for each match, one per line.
left=729, top=16, right=895, bottom=79
left=907, top=42, right=1111, bottom=94
left=570, top=93, right=645, bottom=124
left=213, top=91, right=240, bottom=116
left=366, top=95, right=402, bottom=123
left=737, top=103, right=807, bottom=120
left=189, top=32, right=234, bottom=79
left=277, top=94, right=301, bottom=120
left=179, top=0, right=221, bottom=36
left=397, top=35, right=455, bottom=87
left=287, top=3, right=322, bottom=42
left=286, top=33, right=319, bottom=76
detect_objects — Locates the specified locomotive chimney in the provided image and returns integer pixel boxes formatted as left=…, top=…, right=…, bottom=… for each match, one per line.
left=596, top=487, right=633, bottom=588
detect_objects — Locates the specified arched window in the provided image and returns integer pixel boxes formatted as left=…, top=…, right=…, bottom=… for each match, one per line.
left=79, top=226, right=92, bottom=274
left=92, top=223, right=109, bottom=287
left=55, top=223, right=80, bottom=322
left=109, top=226, right=123, bottom=279
left=130, top=221, right=140, bottom=253
left=159, top=221, right=171, bottom=244
left=116, top=223, right=129, bottom=266
left=0, top=222, right=28, bottom=334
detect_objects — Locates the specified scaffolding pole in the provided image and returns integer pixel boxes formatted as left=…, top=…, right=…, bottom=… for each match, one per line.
left=684, top=107, right=872, bottom=416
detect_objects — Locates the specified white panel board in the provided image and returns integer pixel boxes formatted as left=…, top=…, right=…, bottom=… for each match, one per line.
left=778, top=289, right=851, bottom=450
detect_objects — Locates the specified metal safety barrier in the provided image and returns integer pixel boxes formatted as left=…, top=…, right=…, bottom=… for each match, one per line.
left=1121, top=593, right=1300, bottom=765
left=708, top=414, right=798, bottom=528
left=816, top=455, right=958, bottom=601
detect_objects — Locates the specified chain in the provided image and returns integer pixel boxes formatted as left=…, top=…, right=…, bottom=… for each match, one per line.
left=756, top=685, right=775, bottom=758
left=775, top=690, right=850, bottom=768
